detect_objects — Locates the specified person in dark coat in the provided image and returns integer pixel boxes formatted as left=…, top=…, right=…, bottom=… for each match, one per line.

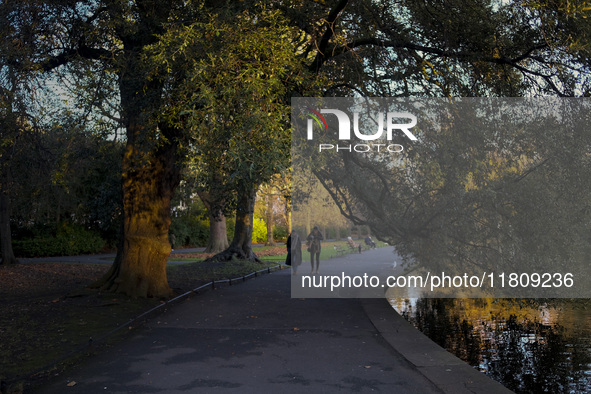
left=286, top=232, right=302, bottom=274
left=307, top=226, right=323, bottom=274
left=364, top=236, right=376, bottom=249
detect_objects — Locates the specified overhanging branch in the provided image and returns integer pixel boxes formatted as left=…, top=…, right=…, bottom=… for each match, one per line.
left=40, top=45, right=113, bottom=72
left=309, top=0, right=350, bottom=73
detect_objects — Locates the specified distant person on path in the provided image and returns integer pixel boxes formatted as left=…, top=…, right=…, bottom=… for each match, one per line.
left=307, top=226, right=324, bottom=274
left=169, top=233, right=176, bottom=251
left=365, top=236, right=376, bottom=249
left=286, top=232, right=302, bottom=275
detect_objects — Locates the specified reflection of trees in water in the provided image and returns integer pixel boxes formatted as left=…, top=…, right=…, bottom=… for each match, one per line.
left=396, top=298, right=591, bottom=393
left=488, top=316, right=571, bottom=393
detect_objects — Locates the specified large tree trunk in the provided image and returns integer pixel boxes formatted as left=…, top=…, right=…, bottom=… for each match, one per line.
left=205, top=213, right=229, bottom=253
left=91, top=0, right=187, bottom=296
left=96, top=130, right=180, bottom=298
left=198, top=191, right=229, bottom=253
left=0, top=188, right=17, bottom=265
left=94, top=49, right=182, bottom=297
left=206, top=186, right=260, bottom=262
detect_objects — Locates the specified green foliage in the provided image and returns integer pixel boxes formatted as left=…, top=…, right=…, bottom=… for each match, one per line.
left=252, top=217, right=268, bottom=244
left=169, top=215, right=209, bottom=247
left=169, top=197, right=213, bottom=247
left=273, top=225, right=288, bottom=242
left=226, top=215, right=235, bottom=242
left=10, top=121, right=123, bottom=244
left=149, top=4, right=316, bottom=215
left=13, top=223, right=105, bottom=257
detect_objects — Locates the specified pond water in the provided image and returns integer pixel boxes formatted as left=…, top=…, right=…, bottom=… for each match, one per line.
left=390, top=298, right=591, bottom=393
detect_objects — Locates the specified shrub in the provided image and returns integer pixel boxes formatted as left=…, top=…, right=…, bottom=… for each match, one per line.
left=273, top=225, right=288, bottom=242
left=252, top=218, right=267, bottom=244
left=170, top=215, right=209, bottom=247
left=13, top=224, right=105, bottom=257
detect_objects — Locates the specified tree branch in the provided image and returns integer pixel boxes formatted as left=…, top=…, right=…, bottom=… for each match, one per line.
left=38, top=45, right=113, bottom=72
left=308, top=0, right=350, bottom=73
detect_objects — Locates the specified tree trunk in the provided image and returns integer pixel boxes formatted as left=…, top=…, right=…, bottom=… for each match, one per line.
left=198, top=191, right=229, bottom=253
left=90, top=9, right=188, bottom=296
left=91, top=221, right=124, bottom=290
left=206, top=186, right=260, bottom=262
left=285, top=200, right=292, bottom=234
left=265, top=192, right=275, bottom=246
left=205, top=211, right=229, bottom=253
left=95, top=54, right=182, bottom=297
left=97, top=133, right=180, bottom=298
left=0, top=188, right=17, bottom=265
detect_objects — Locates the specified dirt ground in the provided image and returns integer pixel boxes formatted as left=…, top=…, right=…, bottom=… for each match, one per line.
left=0, top=247, right=285, bottom=392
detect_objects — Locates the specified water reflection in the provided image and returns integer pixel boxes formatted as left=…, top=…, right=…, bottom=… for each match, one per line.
left=390, top=298, right=591, bottom=393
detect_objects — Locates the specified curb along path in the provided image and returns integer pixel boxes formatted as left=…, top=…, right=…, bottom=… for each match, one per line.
left=362, top=299, right=512, bottom=393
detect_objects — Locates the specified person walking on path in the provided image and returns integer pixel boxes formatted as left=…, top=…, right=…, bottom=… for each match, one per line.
left=169, top=233, right=176, bottom=251
left=286, top=232, right=302, bottom=275
left=307, top=226, right=323, bottom=274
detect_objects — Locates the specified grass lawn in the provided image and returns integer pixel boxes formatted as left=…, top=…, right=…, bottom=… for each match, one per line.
left=166, top=241, right=386, bottom=264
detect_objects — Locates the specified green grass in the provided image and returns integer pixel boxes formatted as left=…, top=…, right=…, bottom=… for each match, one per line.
left=166, top=259, right=279, bottom=284
left=308, top=240, right=387, bottom=260
left=167, top=244, right=287, bottom=263
left=259, top=255, right=286, bottom=262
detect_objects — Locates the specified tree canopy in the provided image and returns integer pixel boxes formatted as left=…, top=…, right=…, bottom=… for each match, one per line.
left=3, top=0, right=591, bottom=296
left=291, top=1, right=591, bottom=294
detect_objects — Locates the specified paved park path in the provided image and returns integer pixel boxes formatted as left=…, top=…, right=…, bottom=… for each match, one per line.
left=34, top=248, right=512, bottom=393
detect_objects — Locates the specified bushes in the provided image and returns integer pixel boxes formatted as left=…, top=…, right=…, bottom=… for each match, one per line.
left=12, top=216, right=283, bottom=257
left=273, top=225, right=288, bottom=242
left=13, top=224, right=105, bottom=257
left=252, top=218, right=267, bottom=244
left=169, top=214, right=209, bottom=247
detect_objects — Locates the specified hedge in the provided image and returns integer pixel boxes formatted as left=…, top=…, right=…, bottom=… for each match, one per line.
left=13, top=229, right=105, bottom=257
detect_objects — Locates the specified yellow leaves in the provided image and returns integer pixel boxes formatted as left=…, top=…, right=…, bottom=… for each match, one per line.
left=465, top=172, right=477, bottom=191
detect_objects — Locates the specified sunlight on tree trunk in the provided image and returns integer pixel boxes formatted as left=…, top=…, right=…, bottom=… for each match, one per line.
left=95, top=118, right=181, bottom=297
